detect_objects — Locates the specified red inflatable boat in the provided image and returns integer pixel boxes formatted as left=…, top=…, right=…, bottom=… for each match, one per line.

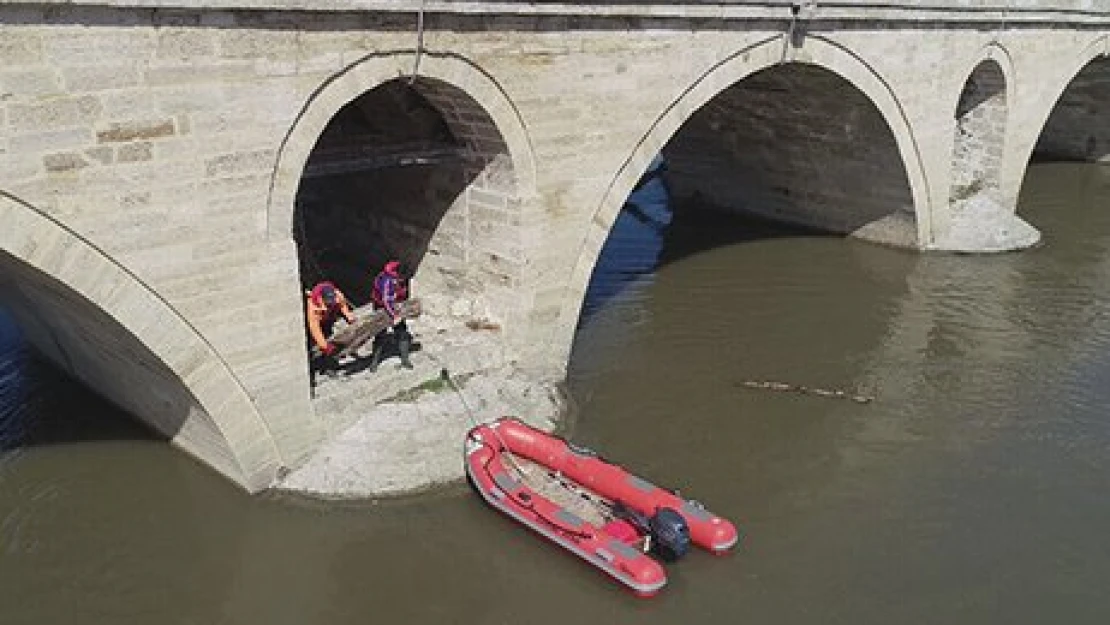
left=464, top=417, right=740, bottom=597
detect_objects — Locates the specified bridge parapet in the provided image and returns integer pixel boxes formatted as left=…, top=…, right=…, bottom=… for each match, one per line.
left=11, top=0, right=1110, bottom=20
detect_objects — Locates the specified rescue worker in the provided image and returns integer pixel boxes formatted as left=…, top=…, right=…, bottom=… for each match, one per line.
left=306, top=281, right=356, bottom=370
left=369, top=260, right=413, bottom=371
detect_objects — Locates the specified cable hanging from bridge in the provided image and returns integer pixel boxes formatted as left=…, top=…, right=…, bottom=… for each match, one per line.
left=409, top=0, right=428, bottom=85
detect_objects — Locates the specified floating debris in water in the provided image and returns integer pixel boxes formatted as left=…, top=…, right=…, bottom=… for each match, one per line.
left=737, top=380, right=874, bottom=404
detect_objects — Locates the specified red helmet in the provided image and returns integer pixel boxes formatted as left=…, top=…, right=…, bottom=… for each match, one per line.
left=310, top=281, right=338, bottom=305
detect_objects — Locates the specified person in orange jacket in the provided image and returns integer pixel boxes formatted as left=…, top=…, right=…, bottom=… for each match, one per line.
left=306, top=281, right=356, bottom=360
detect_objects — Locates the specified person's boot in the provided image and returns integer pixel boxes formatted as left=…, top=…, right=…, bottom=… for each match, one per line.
left=367, top=340, right=386, bottom=373
left=397, top=335, right=414, bottom=369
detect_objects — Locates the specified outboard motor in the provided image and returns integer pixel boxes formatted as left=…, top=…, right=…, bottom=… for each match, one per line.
left=648, top=507, right=690, bottom=562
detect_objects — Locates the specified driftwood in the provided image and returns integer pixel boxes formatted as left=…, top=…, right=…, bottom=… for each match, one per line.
left=314, top=299, right=422, bottom=359
left=737, top=380, right=873, bottom=404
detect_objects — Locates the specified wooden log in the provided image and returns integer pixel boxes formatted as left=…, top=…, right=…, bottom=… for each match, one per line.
left=313, top=298, right=422, bottom=359
left=736, top=379, right=873, bottom=404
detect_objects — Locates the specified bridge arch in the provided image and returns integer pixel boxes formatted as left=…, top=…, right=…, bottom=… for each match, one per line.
left=948, top=53, right=1011, bottom=213
left=267, top=51, right=538, bottom=242
left=1009, top=36, right=1110, bottom=190
left=558, top=35, right=929, bottom=343
left=0, top=192, right=282, bottom=492
left=267, top=50, right=538, bottom=341
left=1027, top=38, right=1110, bottom=164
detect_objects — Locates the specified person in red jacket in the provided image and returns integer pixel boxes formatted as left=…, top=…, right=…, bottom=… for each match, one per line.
left=306, top=281, right=356, bottom=369
left=369, top=260, right=413, bottom=371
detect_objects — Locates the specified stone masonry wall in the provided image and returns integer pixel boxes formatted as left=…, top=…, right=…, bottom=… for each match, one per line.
left=1, top=2, right=1108, bottom=487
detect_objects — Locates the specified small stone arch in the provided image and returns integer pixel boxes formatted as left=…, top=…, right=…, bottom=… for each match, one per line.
left=555, top=35, right=929, bottom=349
left=949, top=57, right=1010, bottom=212
left=267, top=51, right=538, bottom=242
left=0, top=191, right=282, bottom=492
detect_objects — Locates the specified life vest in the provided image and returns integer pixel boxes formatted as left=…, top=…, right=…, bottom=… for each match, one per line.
left=371, top=273, right=408, bottom=308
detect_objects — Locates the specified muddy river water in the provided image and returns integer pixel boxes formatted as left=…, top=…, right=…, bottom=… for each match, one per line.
left=2, top=162, right=1110, bottom=624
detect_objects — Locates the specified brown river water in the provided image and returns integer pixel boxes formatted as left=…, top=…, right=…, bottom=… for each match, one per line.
left=2, top=162, right=1110, bottom=624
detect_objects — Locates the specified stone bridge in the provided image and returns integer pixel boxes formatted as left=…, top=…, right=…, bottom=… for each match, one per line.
left=1, top=0, right=1108, bottom=491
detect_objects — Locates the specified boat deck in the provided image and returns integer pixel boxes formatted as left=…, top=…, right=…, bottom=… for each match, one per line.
left=507, top=453, right=611, bottom=527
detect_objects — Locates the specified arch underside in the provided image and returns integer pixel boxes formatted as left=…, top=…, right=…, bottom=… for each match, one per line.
left=274, top=53, right=535, bottom=338
left=551, top=38, right=931, bottom=368
left=0, top=194, right=280, bottom=491
left=663, top=63, right=917, bottom=247
left=1035, top=57, right=1110, bottom=164
left=295, top=76, right=522, bottom=313
left=951, top=60, right=1008, bottom=209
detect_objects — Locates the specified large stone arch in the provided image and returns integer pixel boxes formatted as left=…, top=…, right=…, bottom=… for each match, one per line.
left=267, top=50, right=539, bottom=341
left=0, top=192, right=282, bottom=492
left=555, top=35, right=929, bottom=348
left=1030, top=40, right=1110, bottom=164
left=1008, top=37, right=1110, bottom=191
left=267, top=51, right=538, bottom=242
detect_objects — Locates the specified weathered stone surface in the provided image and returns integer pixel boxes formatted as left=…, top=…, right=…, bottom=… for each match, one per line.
left=43, top=151, right=88, bottom=172
left=117, top=141, right=153, bottom=163
left=61, top=65, right=142, bottom=92
left=1, top=2, right=1107, bottom=494
left=204, top=148, right=275, bottom=177
left=9, top=95, right=102, bottom=131
left=96, top=118, right=176, bottom=143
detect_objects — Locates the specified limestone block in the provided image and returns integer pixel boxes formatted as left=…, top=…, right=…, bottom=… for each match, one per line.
left=204, top=148, right=275, bottom=177
left=0, top=30, right=44, bottom=65
left=218, top=30, right=297, bottom=60
left=43, top=151, right=88, bottom=173
left=117, top=141, right=153, bottom=163
left=61, top=65, right=142, bottom=92
left=156, top=29, right=216, bottom=60
left=100, top=90, right=161, bottom=119
left=0, top=68, right=63, bottom=98
left=0, top=152, right=41, bottom=184
left=43, top=30, right=154, bottom=64
left=9, top=95, right=102, bottom=131
left=144, top=61, right=255, bottom=87
left=96, top=118, right=176, bottom=143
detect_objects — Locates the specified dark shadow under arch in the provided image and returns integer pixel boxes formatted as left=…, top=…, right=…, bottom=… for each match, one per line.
left=1034, top=57, right=1110, bottom=164
left=661, top=63, right=916, bottom=243
left=292, top=76, right=520, bottom=307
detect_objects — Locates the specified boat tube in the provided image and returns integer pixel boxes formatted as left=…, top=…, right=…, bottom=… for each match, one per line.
left=464, top=417, right=740, bottom=597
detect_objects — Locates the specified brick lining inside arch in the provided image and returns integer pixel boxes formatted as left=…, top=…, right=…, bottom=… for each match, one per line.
left=412, top=78, right=523, bottom=296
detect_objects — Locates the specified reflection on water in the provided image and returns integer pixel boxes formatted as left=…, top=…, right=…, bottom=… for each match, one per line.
left=579, top=162, right=673, bottom=323
left=0, top=309, right=28, bottom=450
left=2, top=163, right=1110, bottom=624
